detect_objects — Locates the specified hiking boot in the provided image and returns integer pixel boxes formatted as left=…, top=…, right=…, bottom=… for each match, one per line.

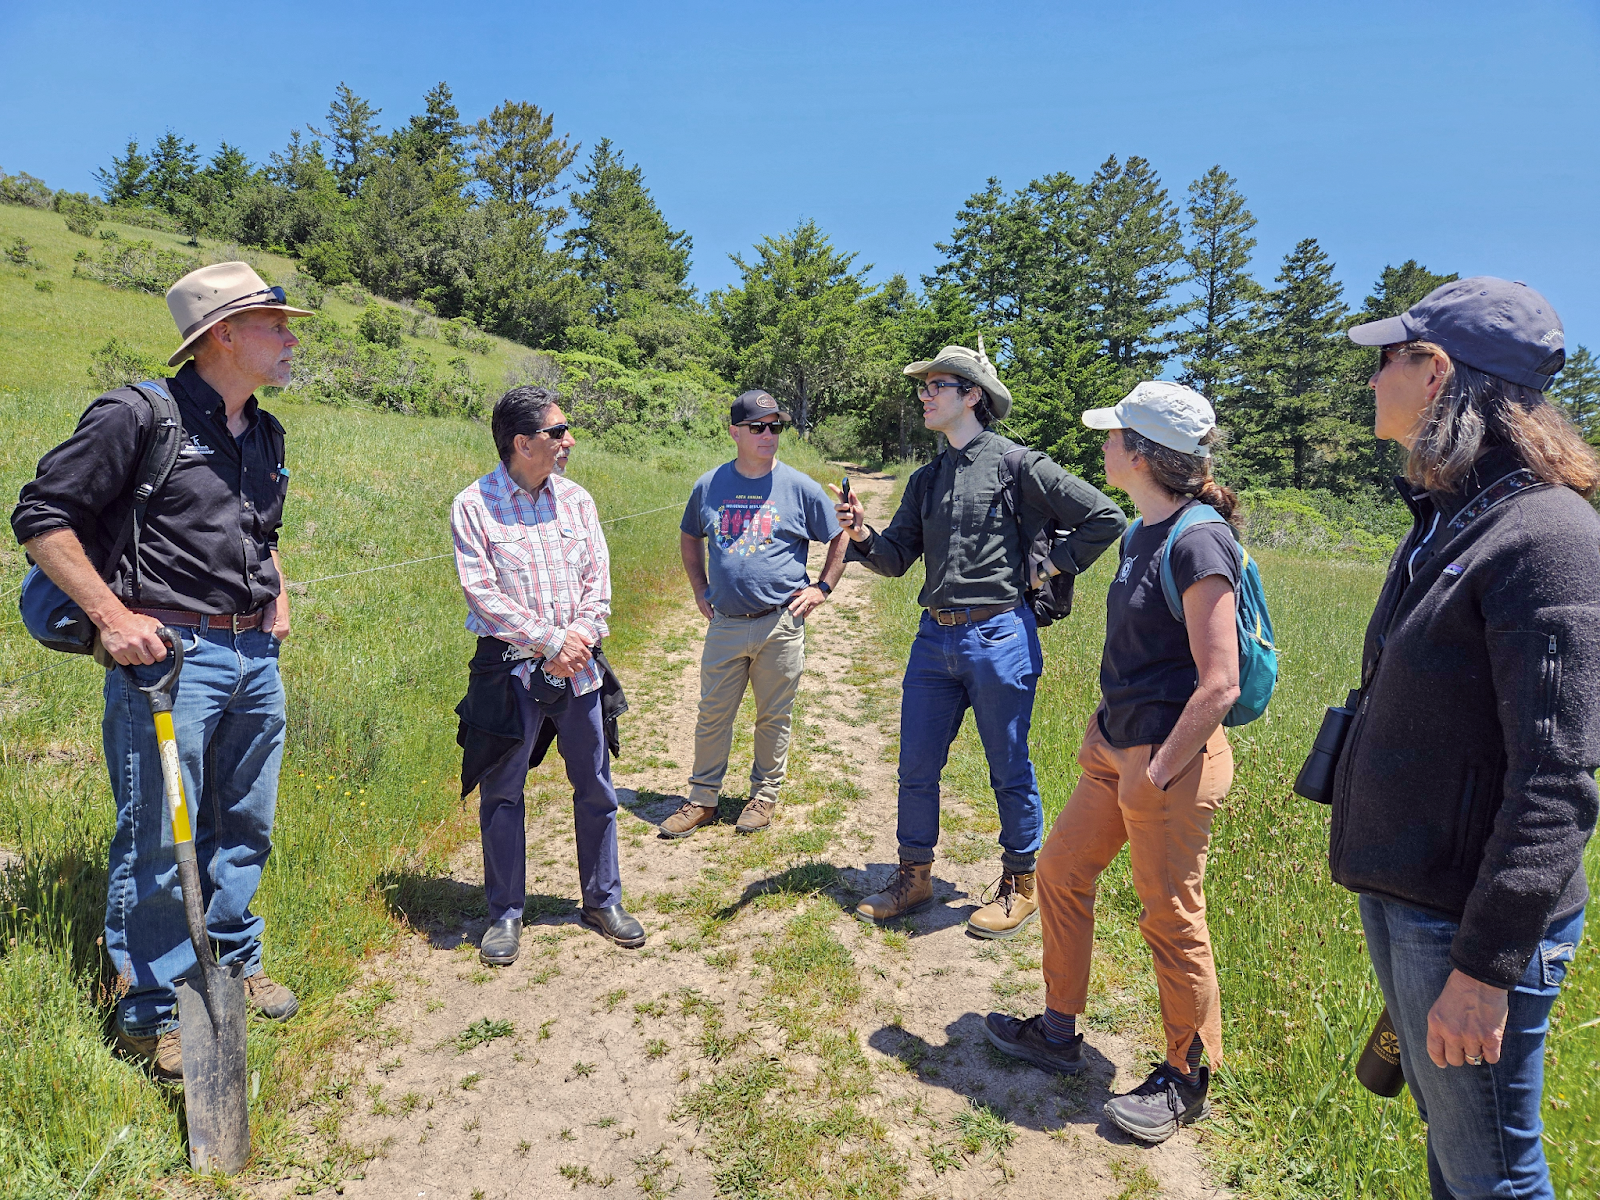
left=855, top=860, right=933, bottom=924
left=659, top=800, right=718, bottom=839
left=967, top=872, right=1038, bottom=939
left=244, top=972, right=300, bottom=1020
left=734, top=798, right=777, bottom=834
left=984, top=1012, right=1085, bottom=1075
left=479, top=917, right=523, bottom=967
left=116, top=1026, right=183, bottom=1083
left=1104, top=1062, right=1211, bottom=1144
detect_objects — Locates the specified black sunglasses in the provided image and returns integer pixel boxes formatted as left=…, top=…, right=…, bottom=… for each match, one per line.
left=529, top=422, right=571, bottom=441
left=740, top=421, right=785, bottom=435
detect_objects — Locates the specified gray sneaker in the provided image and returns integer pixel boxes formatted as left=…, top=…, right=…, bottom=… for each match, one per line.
left=984, top=1013, right=1084, bottom=1075
left=1103, top=1062, right=1211, bottom=1144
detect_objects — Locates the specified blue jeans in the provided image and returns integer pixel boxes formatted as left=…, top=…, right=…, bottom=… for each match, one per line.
left=897, top=605, right=1045, bottom=874
left=476, top=685, right=621, bottom=920
left=1360, top=894, right=1584, bottom=1200
left=104, top=628, right=286, bottom=1037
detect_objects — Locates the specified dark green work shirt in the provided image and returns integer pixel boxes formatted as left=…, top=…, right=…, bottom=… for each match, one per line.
left=846, top=430, right=1127, bottom=609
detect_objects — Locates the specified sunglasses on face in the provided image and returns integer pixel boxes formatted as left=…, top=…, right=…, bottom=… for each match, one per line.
left=531, top=422, right=570, bottom=441
left=740, top=422, right=784, bottom=435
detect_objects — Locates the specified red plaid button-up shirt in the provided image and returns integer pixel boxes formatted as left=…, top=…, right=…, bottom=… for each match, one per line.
left=451, top=463, right=611, bottom=696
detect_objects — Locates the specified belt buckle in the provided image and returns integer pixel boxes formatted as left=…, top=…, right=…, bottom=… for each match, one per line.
left=935, top=609, right=957, bottom=626
left=231, top=612, right=242, bottom=635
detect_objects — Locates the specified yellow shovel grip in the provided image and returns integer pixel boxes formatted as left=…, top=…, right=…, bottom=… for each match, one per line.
left=153, top=711, right=192, bottom=846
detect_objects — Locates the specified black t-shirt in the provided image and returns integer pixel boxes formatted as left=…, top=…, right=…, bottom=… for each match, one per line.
left=1098, top=502, right=1242, bottom=748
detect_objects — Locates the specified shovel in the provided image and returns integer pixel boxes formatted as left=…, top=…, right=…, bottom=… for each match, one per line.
left=130, top=628, right=250, bottom=1174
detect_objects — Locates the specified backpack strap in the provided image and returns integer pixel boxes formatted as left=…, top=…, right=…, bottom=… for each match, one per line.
left=102, top=380, right=184, bottom=601
left=1156, top=504, right=1228, bottom=624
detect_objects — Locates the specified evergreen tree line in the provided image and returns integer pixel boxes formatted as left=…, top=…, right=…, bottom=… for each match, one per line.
left=26, top=80, right=1600, bottom=492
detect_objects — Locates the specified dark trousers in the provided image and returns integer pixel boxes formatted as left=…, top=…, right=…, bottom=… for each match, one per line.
left=476, top=686, right=621, bottom=920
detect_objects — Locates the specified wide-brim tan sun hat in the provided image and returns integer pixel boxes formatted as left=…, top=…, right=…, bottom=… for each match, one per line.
left=902, top=336, right=1012, bottom=418
left=1082, top=381, right=1216, bottom=457
left=165, top=261, right=313, bottom=367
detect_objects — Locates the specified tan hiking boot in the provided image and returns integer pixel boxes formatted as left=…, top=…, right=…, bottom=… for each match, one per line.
left=734, top=798, right=777, bottom=834
left=967, top=872, right=1038, bottom=939
left=659, top=800, right=718, bottom=839
left=116, top=1026, right=183, bottom=1083
left=244, top=972, right=300, bottom=1020
left=855, top=860, right=934, bottom=923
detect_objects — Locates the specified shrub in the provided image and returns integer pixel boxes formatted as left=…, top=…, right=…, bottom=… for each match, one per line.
left=60, top=199, right=98, bottom=237
left=443, top=317, right=491, bottom=355
left=104, top=205, right=180, bottom=233
left=73, top=238, right=198, bottom=294
left=34, top=279, right=53, bottom=293
left=88, top=338, right=169, bottom=392
left=1234, top=489, right=1400, bottom=561
left=408, top=310, right=438, bottom=339
left=285, top=314, right=486, bottom=418
left=504, top=352, right=562, bottom=392
left=0, top=168, right=52, bottom=208
left=357, top=302, right=406, bottom=349
left=6, top=236, right=37, bottom=267
left=288, top=272, right=326, bottom=310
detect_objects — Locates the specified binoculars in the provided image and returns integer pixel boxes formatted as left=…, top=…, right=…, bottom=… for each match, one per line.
left=1293, top=689, right=1362, bottom=804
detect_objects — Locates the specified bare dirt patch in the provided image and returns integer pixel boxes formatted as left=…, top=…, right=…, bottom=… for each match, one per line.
left=252, top=469, right=1230, bottom=1199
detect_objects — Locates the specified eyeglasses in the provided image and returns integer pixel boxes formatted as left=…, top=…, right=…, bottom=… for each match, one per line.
left=916, top=380, right=971, bottom=398
left=740, top=422, right=784, bottom=435
left=530, top=422, right=570, bottom=441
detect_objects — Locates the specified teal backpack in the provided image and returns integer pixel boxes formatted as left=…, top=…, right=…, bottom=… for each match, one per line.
left=1122, top=503, right=1278, bottom=727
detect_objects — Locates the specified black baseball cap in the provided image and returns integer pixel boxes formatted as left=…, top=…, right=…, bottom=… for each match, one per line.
left=1347, top=276, right=1566, bottom=392
left=730, top=390, right=791, bottom=425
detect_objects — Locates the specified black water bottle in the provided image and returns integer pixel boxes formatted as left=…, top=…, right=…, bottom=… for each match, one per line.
left=1355, top=1007, right=1405, bottom=1097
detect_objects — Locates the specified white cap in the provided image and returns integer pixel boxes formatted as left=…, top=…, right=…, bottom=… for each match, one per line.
left=1082, top=381, right=1215, bottom=457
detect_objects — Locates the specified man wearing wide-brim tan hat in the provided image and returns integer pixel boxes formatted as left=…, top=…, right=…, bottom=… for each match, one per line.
left=829, top=339, right=1127, bottom=939
left=11, top=261, right=312, bottom=1083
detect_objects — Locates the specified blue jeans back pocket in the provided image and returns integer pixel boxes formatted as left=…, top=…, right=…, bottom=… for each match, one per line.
left=1541, top=940, right=1577, bottom=989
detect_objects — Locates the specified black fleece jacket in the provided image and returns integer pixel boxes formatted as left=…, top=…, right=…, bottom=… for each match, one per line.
left=1329, top=446, right=1600, bottom=989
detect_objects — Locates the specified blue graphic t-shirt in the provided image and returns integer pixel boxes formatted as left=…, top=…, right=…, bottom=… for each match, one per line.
left=680, top=460, right=841, bottom=614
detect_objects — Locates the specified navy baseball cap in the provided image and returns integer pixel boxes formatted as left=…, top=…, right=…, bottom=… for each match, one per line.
left=1347, top=276, right=1566, bottom=392
left=730, top=390, right=791, bottom=425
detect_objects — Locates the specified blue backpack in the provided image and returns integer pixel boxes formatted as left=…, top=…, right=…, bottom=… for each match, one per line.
left=1122, top=503, right=1278, bottom=727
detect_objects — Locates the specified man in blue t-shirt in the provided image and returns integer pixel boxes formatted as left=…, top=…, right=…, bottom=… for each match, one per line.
left=662, top=390, right=846, bottom=838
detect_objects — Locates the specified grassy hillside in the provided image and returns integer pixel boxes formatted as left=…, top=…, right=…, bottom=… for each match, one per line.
left=869, top=471, right=1600, bottom=1200
left=0, top=200, right=838, bottom=1197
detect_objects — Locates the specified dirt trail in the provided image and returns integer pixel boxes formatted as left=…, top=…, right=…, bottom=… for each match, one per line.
left=262, top=469, right=1230, bottom=1200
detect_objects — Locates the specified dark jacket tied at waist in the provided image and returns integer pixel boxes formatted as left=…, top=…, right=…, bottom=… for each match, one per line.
left=456, top=636, right=629, bottom=798
left=1330, top=446, right=1600, bottom=990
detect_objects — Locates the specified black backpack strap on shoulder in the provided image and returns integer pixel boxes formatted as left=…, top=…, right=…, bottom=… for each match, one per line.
left=106, top=380, right=184, bottom=602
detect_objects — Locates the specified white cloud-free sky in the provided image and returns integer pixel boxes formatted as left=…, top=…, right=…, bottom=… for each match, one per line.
left=5, top=0, right=1597, bottom=345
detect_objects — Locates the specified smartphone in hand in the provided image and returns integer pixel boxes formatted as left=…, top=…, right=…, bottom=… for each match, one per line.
left=840, top=475, right=852, bottom=503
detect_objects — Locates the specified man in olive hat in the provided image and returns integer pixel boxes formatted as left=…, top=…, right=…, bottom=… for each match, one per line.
left=832, top=342, right=1125, bottom=936
left=12, top=262, right=311, bottom=1081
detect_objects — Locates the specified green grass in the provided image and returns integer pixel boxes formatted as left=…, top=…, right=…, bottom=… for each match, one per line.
left=868, top=471, right=1600, bottom=1198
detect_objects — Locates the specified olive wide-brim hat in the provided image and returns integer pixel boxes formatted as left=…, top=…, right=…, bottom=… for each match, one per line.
left=165, top=261, right=313, bottom=367
left=903, top=337, right=1012, bottom=418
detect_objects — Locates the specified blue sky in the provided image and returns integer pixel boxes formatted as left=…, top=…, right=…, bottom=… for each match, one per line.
left=5, top=0, right=1598, bottom=347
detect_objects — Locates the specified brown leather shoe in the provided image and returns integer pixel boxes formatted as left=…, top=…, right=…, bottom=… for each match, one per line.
left=967, top=872, right=1038, bottom=939
left=244, top=972, right=300, bottom=1020
left=734, top=798, right=777, bottom=834
left=855, top=860, right=934, bottom=923
left=659, top=800, right=718, bottom=839
left=116, top=1026, right=184, bottom=1083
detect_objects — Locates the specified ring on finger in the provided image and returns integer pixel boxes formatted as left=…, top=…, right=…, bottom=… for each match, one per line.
left=1465, top=1054, right=1484, bottom=1066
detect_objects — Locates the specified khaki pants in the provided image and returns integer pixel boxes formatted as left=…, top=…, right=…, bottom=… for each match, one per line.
left=1037, top=715, right=1234, bottom=1065
left=687, top=609, right=806, bottom=808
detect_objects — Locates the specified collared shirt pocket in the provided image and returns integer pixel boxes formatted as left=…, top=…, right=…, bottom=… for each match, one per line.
left=559, top=526, right=589, bottom=568
left=487, top=532, right=535, bottom=587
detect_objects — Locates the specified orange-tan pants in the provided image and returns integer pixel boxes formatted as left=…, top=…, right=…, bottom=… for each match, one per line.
left=1037, top=715, right=1234, bottom=1066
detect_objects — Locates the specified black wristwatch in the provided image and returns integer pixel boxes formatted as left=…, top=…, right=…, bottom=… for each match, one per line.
left=815, top=581, right=833, bottom=596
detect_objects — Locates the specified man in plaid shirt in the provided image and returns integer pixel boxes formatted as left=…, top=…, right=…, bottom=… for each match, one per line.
left=451, top=386, right=645, bottom=965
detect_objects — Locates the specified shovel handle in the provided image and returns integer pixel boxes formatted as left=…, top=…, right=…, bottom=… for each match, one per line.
left=127, top=630, right=214, bottom=968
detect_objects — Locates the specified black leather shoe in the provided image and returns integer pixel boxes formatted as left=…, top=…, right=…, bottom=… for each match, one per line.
left=479, top=917, right=522, bottom=966
left=581, top=904, right=646, bottom=948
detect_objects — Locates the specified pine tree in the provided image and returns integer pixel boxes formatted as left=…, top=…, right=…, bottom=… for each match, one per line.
left=392, top=82, right=469, bottom=198
left=471, top=100, right=577, bottom=217
left=1358, top=260, right=1458, bottom=322
left=564, top=140, right=693, bottom=323
left=712, top=220, right=871, bottom=434
left=1179, top=166, right=1260, bottom=402
left=93, top=138, right=149, bottom=206
left=203, top=143, right=252, bottom=200
left=1234, top=238, right=1363, bottom=490
left=931, top=178, right=1027, bottom=329
left=1081, top=154, right=1191, bottom=374
left=145, top=131, right=200, bottom=215
left=311, top=83, right=383, bottom=197
left=1551, top=346, right=1600, bottom=448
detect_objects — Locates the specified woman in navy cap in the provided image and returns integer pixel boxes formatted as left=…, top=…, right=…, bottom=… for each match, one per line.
left=1333, top=278, right=1599, bottom=1199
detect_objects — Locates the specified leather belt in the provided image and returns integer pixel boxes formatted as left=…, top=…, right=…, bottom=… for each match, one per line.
left=926, top=603, right=1017, bottom=627
left=716, top=604, right=782, bottom=619
left=131, top=606, right=265, bottom=633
